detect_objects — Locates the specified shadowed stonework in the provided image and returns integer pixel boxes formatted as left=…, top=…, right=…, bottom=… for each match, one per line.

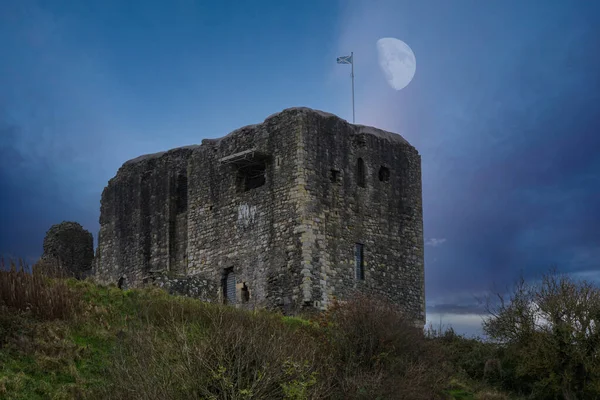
left=93, top=108, right=425, bottom=324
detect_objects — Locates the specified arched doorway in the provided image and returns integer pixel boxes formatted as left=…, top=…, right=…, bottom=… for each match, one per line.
left=224, top=268, right=236, bottom=304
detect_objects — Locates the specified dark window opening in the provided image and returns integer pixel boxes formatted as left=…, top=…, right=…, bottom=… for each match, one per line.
left=176, top=174, right=188, bottom=213
left=241, top=283, right=250, bottom=303
left=378, top=166, right=390, bottom=182
left=223, top=267, right=236, bottom=304
left=118, top=276, right=125, bottom=289
left=239, top=163, right=266, bottom=191
left=355, top=135, right=367, bottom=147
left=357, top=158, right=366, bottom=188
left=330, top=169, right=340, bottom=183
left=355, top=243, right=364, bottom=280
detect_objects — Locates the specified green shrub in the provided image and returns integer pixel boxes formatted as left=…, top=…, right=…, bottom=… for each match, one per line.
left=99, top=300, right=333, bottom=399
left=318, top=295, right=451, bottom=399
left=483, top=270, right=600, bottom=398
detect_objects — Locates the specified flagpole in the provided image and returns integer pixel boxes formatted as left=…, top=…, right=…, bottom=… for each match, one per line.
left=351, top=51, right=355, bottom=124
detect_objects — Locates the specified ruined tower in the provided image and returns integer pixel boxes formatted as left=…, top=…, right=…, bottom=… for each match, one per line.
left=94, top=108, right=425, bottom=324
left=42, top=221, right=94, bottom=279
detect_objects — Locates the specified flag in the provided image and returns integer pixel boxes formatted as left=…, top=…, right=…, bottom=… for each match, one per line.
left=337, top=55, right=353, bottom=64
left=337, top=52, right=355, bottom=123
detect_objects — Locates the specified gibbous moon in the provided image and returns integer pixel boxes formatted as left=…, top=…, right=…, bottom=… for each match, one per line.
left=376, top=38, right=416, bottom=90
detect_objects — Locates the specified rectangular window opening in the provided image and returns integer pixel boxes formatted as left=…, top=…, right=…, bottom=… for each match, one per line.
left=355, top=243, right=364, bottom=280
left=238, top=163, right=266, bottom=191
left=378, top=166, right=390, bottom=182
left=330, top=169, right=340, bottom=183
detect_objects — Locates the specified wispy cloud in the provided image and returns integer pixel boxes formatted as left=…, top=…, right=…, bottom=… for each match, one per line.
left=426, top=238, right=447, bottom=247
left=426, top=312, right=488, bottom=338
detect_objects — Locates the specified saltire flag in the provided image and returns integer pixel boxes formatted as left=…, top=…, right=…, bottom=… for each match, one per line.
left=336, top=55, right=353, bottom=64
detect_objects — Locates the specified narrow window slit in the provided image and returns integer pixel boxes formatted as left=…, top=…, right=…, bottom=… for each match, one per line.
left=175, top=174, right=188, bottom=213
left=357, top=158, right=366, bottom=188
left=355, top=243, right=364, bottom=280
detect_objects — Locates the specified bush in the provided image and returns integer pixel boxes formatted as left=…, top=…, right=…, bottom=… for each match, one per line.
left=318, top=294, right=451, bottom=399
left=96, top=293, right=453, bottom=399
left=100, top=300, right=333, bottom=399
left=430, top=327, right=500, bottom=384
left=483, top=270, right=600, bottom=398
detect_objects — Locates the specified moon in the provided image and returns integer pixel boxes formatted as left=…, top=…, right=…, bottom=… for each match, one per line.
left=376, top=38, right=416, bottom=90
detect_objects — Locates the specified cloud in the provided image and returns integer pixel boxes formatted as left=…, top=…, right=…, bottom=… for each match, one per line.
left=426, top=238, right=447, bottom=247
left=0, top=0, right=137, bottom=257
left=427, top=303, right=484, bottom=316
left=567, top=268, right=600, bottom=285
left=426, top=313, right=488, bottom=338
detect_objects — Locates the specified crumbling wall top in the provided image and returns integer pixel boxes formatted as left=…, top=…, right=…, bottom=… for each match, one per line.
left=118, top=107, right=414, bottom=173
left=124, top=145, right=201, bottom=166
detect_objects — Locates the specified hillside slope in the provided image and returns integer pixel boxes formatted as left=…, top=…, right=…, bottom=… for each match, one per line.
left=0, top=268, right=507, bottom=399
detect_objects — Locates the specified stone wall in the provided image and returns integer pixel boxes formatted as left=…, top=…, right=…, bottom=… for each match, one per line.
left=94, top=107, right=425, bottom=322
left=42, top=221, right=94, bottom=279
left=152, top=274, right=219, bottom=302
left=185, top=110, right=306, bottom=310
left=94, top=147, right=195, bottom=284
left=299, top=112, right=425, bottom=324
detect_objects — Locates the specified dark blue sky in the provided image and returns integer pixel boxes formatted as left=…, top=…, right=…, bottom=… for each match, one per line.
left=1, top=0, right=599, bottom=335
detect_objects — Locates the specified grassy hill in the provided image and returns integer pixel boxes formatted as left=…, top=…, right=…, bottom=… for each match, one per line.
left=0, top=265, right=517, bottom=399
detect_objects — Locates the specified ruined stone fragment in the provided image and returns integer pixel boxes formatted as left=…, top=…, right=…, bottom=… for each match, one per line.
left=41, top=221, right=94, bottom=279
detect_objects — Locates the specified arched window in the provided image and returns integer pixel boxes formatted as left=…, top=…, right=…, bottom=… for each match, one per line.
left=357, top=158, right=366, bottom=188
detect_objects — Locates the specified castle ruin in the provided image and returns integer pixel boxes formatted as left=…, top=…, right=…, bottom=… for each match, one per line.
left=41, top=221, right=94, bottom=279
left=93, top=107, right=425, bottom=324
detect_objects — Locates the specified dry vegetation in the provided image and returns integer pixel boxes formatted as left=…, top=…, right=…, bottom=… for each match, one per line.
left=0, top=258, right=81, bottom=320
left=1, top=259, right=599, bottom=399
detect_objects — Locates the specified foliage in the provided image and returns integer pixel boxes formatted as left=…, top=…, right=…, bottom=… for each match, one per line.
left=428, top=326, right=500, bottom=383
left=102, top=302, right=332, bottom=399
left=317, top=295, right=452, bottom=399
left=483, top=269, right=600, bottom=399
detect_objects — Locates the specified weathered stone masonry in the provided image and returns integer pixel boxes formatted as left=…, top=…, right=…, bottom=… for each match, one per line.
left=93, top=107, right=425, bottom=324
left=41, top=221, right=94, bottom=279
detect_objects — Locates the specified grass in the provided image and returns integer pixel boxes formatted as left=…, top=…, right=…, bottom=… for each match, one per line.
left=0, top=277, right=119, bottom=399
left=0, top=266, right=510, bottom=399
